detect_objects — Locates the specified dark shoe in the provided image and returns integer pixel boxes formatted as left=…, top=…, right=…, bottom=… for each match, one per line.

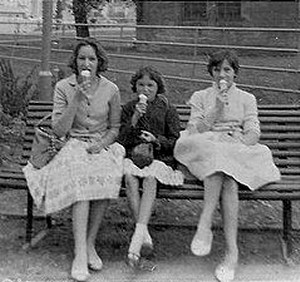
left=126, top=252, right=157, bottom=272
left=140, top=242, right=154, bottom=259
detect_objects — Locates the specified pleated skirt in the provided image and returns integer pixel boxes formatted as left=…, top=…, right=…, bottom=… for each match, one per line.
left=174, top=130, right=281, bottom=190
left=23, top=138, right=125, bottom=214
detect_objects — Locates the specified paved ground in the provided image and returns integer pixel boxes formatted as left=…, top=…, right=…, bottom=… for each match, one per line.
left=1, top=190, right=300, bottom=282
left=1, top=215, right=300, bottom=282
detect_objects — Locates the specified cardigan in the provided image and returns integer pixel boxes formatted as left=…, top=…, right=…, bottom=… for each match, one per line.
left=188, top=83, right=260, bottom=137
left=52, top=74, right=121, bottom=147
left=117, top=94, right=181, bottom=166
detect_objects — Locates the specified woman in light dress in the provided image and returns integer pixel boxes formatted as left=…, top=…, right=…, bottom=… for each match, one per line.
left=23, top=38, right=125, bottom=281
left=174, top=50, right=280, bottom=282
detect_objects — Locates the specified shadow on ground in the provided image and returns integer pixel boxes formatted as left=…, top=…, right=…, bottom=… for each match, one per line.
left=1, top=190, right=300, bottom=281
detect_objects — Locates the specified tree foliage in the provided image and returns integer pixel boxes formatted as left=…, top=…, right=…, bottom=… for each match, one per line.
left=55, top=0, right=64, bottom=20
left=72, top=0, right=107, bottom=38
left=71, top=0, right=136, bottom=37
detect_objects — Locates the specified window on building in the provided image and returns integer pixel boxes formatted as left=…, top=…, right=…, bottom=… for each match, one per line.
left=182, top=2, right=207, bottom=25
left=218, top=1, right=242, bottom=22
left=181, top=1, right=242, bottom=25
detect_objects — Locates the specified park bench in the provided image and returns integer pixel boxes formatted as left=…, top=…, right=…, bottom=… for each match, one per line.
left=0, top=100, right=300, bottom=260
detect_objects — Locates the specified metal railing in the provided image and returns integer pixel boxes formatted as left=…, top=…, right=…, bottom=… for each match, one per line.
left=0, top=22, right=299, bottom=97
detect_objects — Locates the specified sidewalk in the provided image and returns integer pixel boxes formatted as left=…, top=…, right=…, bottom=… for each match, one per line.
left=1, top=189, right=300, bottom=282
left=1, top=214, right=300, bottom=282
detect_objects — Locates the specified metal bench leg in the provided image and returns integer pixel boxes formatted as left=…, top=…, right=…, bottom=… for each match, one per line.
left=26, top=190, right=33, bottom=243
left=281, top=199, right=292, bottom=262
left=23, top=192, right=52, bottom=250
left=46, top=215, right=52, bottom=229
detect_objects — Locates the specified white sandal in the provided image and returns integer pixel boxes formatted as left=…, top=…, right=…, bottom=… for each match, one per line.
left=215, top=263, right=236, bottom=282
left=190, top=228, right=213, bottom=256
left=71, top=260, right=90, bottom=282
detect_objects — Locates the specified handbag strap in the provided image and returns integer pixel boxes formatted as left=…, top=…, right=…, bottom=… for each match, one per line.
left=36, top=113, right=52, bottom=127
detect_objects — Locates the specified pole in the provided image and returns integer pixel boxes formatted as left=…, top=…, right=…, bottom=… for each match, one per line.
left=39, top=0, right=53, bottom=101
left=298, top=1, right=300, bottom=73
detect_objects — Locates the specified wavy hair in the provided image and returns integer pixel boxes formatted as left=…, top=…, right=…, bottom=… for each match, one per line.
left=130, top=65, right=166, bottom=94
left=207, top=50, right=240, bottom=76
left=68, top=38, right=108, bottom=75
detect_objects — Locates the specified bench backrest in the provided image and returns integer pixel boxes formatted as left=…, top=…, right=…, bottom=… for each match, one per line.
left=22, top=101, right=300, bottom=179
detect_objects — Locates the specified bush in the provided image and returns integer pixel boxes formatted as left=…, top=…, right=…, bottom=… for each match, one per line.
left=0, top=59, right=39, bottom=117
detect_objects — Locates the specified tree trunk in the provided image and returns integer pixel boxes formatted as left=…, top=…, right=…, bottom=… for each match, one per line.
left=73, top=0, right=90, bottom=38
left=135, top=0, right=144, bottom=25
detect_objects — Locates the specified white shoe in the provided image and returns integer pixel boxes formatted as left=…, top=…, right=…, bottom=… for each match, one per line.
left=88, top=247, right=103, bottom=271
left=71, top=259, right=90, bottom=282
left=190, top=229, right=213, bottom=256
left=215, top=263, right=236, bottom=282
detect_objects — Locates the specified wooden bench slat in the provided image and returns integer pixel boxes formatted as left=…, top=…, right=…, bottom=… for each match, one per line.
left=174, top=104, right=300, bottom=110
left=156, top=190, right=300, bottom=200
left=260, top=125, right=300, bottom=132
left=179, top=122, right=300, bottom=131
left=272, top=151, right=300, bottom=157
left=1, top=100, right=300, bottom=250
left=26, top=112, right=53, bottom=119
left=23, top=133, right=300, bottom=143
left=260, top=133, right=300, bottom=139
left=258, top=116, right=300, bottom=122
left=262, top=142, right=300, bottom=149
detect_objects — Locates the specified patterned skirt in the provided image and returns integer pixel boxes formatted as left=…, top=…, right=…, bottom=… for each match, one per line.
left=23, top=138, right=125, bottom=214
left=123, top=158, right=184, bottom=186
left=174, top=130, right=281, bottom=190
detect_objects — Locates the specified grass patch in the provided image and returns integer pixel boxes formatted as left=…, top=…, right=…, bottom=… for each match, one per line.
left=0, top=37, right=299, bottom=105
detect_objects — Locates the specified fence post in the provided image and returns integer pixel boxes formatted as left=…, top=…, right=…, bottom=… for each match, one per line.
left=298, top=27, right=300, bottom=80
left=297, top=1, right=300, bottom=89
left=298, top=1, right=300, bottom=75
left=39, top=0, right=53, bottom=101
left=297, top=30, right=300, bottom=94
left=62, top=22, right=66, bottom=36
left=192, top=28, right=199, bottom=78
left=118, top=26, right=124, bottom=53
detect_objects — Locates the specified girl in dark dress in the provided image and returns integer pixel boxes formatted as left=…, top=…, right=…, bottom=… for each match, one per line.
left=118, top=66, right=184, bottom=270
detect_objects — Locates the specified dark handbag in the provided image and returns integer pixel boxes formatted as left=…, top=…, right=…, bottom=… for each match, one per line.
left=131, top=142, right=154, bottom=169
left=29, top=113, right=66, bottom=169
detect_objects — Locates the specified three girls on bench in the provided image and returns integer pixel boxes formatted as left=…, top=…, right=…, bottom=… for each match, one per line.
left=174, top=50, right=280, bottom=282
left=23, top=38, right=125, bottom=281
left=117, top=66, right=184, bottom=271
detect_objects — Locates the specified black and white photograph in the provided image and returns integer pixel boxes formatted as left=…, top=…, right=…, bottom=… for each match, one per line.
left=0, top=1, right=300, bottom=281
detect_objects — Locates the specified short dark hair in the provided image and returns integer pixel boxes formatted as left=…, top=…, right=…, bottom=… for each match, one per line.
left=207, top=50, right=240, bottom=76
left=68, top=38, right=108, bottom=75
left=130, top=65, right=166, bottom=94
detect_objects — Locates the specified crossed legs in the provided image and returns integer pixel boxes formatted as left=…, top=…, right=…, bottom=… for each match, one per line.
left=125, top=174, right=157, bottom=259
left=71, top=199, right=109, bottom=281
left=219, top=177, right=239, bottom=270
left=191, top=173, right=223, bottom=256
left=192, top=172, right=239, bottom=281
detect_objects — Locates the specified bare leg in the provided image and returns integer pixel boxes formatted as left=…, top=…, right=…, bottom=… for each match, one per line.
left=199, top=173, right=224, bottom=229
left=128, top=176, right=157, bottom=256
left=139, top=176, right=157, bottom=248
left=72, top=201, right=90, bottom=281
left=191, top=172, right=223, bottom=256
left=125, top=174, right=141, bottom=222
left=138, top=176, right=157, bottom=225
left=86, top=199, right=110, bottom=271
left=221, top=176, right=239, bottom=265
left=215, top=176, right=239, bottom=282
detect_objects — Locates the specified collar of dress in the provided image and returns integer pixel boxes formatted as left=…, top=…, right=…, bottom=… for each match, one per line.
left=68, top=73, right=102, bottom=87
left=212, top=82, right=236, bottom=96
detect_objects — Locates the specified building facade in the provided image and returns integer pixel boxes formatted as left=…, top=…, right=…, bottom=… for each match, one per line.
left=135, top=1, right=299, bottom=49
